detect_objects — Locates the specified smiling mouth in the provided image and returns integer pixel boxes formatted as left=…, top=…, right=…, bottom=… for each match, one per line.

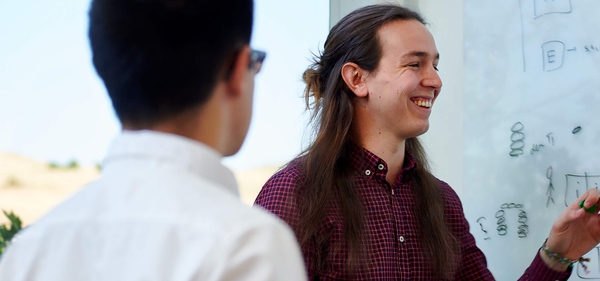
left=411, top=98, right=432, bottom=108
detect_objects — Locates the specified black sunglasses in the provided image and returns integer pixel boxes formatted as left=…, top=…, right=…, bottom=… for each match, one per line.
left=249, top=49, right=267, bottom=73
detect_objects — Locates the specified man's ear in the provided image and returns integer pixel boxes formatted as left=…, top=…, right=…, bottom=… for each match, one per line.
left=225, top=46, right=251, bottom=98
left=341, top=62, right=368, bottom=98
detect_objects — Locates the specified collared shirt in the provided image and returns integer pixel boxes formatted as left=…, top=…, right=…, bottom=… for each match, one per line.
left=0, top=130, right=307, bottom=281
left=254, top=145, right=571, bottom=280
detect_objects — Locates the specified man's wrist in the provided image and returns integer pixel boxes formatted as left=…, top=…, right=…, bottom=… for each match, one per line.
left=539, top=248, right=570, bottom=272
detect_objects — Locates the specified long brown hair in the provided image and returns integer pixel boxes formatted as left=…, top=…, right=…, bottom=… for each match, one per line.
left=297, top=4, right=460, bottom=279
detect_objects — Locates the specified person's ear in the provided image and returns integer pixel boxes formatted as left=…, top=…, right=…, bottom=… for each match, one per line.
left=341, top=62, right=368, bottom=98
left=225, top=46, right=251, bottom=98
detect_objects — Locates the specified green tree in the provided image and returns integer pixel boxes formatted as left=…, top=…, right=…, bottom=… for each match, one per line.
left=0, top=210, right=23, bottom=255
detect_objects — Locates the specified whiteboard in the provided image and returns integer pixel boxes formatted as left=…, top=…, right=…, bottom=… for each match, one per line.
left=463, top=0, right=600, bottom=280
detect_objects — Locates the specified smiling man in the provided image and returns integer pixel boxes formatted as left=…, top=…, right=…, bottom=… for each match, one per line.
left=254, top=4, right=600, bottom=280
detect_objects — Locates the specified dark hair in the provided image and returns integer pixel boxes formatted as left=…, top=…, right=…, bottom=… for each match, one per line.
left=298, top=4, right=460, bottom=279
left=89, top=0, right=253, bottom=127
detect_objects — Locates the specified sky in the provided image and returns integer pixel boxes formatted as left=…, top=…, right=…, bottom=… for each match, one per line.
left=0, top=0, right=330, bottom=171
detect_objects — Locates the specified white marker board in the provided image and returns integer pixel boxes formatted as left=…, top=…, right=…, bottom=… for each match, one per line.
left=463, top=0, right=600, bottom=280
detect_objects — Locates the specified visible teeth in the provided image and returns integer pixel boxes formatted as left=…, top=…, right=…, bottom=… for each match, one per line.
left=413, top=99, right=431, bottom=108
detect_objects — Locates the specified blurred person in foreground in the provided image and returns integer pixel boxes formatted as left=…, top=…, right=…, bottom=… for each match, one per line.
left=254, top=4, right=600, bottom=280
left=0, top=0, right=306, bottom=280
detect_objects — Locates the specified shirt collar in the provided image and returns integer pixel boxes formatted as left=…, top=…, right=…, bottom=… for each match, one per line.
left=349, top=142, right=417, bottom=183
left=103, top=130, right=239, bottom=196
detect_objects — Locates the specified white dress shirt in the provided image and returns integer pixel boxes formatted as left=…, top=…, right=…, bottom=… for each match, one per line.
left=0, top=130, right=307, bottom=281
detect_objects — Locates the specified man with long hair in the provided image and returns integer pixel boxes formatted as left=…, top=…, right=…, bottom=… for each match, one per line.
left=255, top=4, right=600, bottom=280
left=0, top=0, right=305, bottom=280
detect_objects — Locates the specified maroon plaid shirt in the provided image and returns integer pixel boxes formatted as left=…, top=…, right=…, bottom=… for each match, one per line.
left=254, top=145, right=571, bottom=280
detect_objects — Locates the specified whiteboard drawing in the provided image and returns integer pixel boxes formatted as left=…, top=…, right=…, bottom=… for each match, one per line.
left=564, top=173, right=600, bottom=207
left=542, top=41, right=565, bottom=71
left=577, top=246, right=599, bottom=279
left=547, top=166, right=555, bottom=207
left=510, top=122, right=526, bottom=157
left=534, top=0, right=572, bottom=18
left=491, top=204, right=528, bottom=238
left=465, top=0, right=600, bottom=279
left=476, top=217, right=491, bottom=240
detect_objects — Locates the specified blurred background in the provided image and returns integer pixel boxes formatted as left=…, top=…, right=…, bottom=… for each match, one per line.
left=0, top=0, right=329, bottom=225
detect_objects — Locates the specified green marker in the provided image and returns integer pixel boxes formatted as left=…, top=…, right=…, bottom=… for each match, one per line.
left=579, top=200, right=597, bottom=213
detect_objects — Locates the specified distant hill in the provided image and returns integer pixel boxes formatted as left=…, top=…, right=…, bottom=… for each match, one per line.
left=0, top=153, right=279, bottom=226
left=235, top=165, right=282, bottom=205
left=0, top=153, right=100, bottom=226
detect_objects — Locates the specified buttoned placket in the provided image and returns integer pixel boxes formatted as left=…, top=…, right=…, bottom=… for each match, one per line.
left=379, top=162, right=405, bottom=270
left=366, top=161, right=407, bottom=277
left=391, top=171, right=410, bottom=279
left=371, top=162, right=402, bottom=250
left=397, top=178, right=417, bottom=279
left=390, top=184, right=402, bottom=243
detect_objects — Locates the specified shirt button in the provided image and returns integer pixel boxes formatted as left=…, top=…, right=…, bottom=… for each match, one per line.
left=365, top=170, right=371, bottom=176
left=378, top=164, right=385, bottom=170
left=399, top=236, right=405, bottom=243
